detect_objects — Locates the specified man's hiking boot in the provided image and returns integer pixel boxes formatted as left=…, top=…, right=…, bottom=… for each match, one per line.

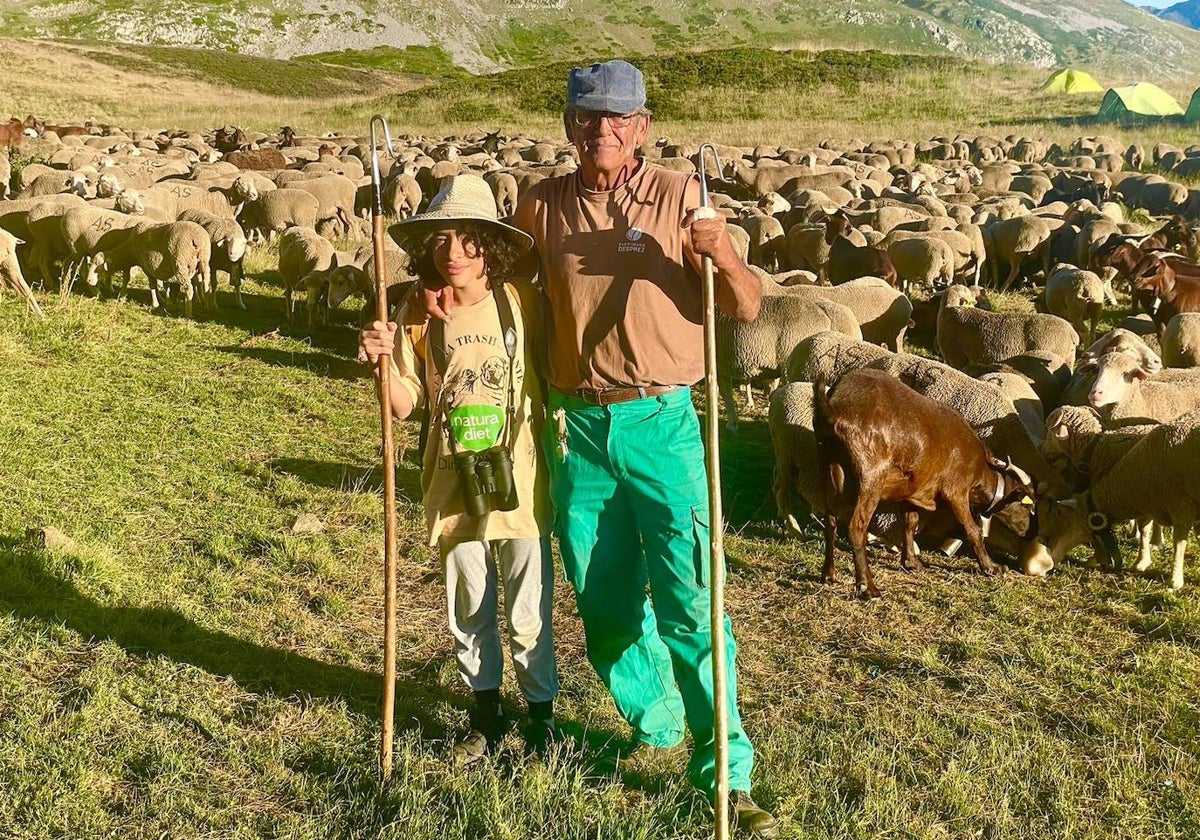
left=730, top=790, right=779, bottom=838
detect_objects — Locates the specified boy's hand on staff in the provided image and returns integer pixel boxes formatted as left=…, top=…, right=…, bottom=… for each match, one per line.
left=359, top=320, right=398, bottom=364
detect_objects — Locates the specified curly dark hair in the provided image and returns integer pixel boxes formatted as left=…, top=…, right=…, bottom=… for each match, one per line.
left=402, top=221, right=523, bottom=290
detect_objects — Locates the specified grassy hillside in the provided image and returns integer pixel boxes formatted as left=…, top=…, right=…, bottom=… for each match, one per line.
left=0, top=38, right=428, bottom=134
left=0, top=238, right=1197, bottom=839
left=4, top=40, right=1197, bottom=151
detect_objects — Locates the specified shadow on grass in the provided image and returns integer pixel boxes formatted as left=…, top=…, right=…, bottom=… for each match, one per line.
left=0, top=537, right=457, bottom=735
left=707, top=412, right=781, bottom=541
left=270, top=456, right=425, bottom=499
left=216, top=344, right=366, bottom=380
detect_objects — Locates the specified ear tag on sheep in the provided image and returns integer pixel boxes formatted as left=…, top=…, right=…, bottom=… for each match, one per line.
left=1021, top=496, right=1034, bottom=507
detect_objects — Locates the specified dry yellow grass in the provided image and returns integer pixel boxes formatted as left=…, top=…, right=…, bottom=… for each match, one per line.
left=0, top=38, right=424, bottom=132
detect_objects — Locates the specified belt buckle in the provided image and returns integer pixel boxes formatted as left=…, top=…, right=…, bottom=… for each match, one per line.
left=597, top=388, right=622, bottom=407
left=576, top=387, right=603, bottom=405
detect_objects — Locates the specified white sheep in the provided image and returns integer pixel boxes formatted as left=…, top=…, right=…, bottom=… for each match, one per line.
left=481, top=171, right=515, bottom=219
left=786, top=276, right=912, bottom=351
left=979, top=370, right=1044, bottom=445
left=1043, top=264, right=1109, bottom=343
left=93, top=220, right=212, bottom=318
left=1040, top=405, right=1162, bottom=570
left=1060, top=329, right=1167, bottom=408
left=278, top=226, right=335, bottom=326
left=145, top=179, right=245, bottom=219
left=1162, top=313, right=1200, bottom=368
left=937, top=285, right=1079, bottom=371
left=284, top=172, right=350, bottom=235
left=58, top=205, right=146, bottom=289
left=0, top=228, right=43, bottom=315
left=882, top=234, right=955, bottom=291
left=718, top=296, right=862, bottom=428
left=1083, top=352, right=1200, bottom=426
left=177, top=209, right=249, bottom=310
left=1037, top=407, right=1200, bottom=589
left=239, top=189, right=321, bottom=242
left=738, top=212, right=786, bottom=272
left=984, top=215, right=1052, bottom=291
left=1080, top=328, right=1162, bottom=371
left=787, top=331, right=1071, bottom=505
left=21, top=170, right=92, bottom=199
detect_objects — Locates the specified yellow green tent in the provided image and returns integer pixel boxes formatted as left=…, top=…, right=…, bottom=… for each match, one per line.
left=1040, top=68, right=1103, bottom=94
left=1185, top=89, right=1200, bottom=124
left=1096, top=83, right=1185, bottom=122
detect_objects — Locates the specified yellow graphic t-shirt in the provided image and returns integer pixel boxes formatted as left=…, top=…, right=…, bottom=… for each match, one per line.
left=393, top=280, right=550, bottom=546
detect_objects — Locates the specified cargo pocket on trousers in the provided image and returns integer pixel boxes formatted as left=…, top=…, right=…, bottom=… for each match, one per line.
left=690, top=506, right=711, bottom=588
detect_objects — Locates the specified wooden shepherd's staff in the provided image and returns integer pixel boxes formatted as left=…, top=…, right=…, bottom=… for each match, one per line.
left=696, top=143, right=730, bottom=840
left=368, top=114, right=401, bottom=783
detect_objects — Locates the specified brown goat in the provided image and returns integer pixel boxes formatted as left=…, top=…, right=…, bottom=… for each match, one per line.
left=1157, top=215, right=1200, bottom=263
left=1132, top=255, right=1200, bottom=337
left=1093, top=237, right=1200, bottom=279
left=813, top=369, right=1035, bottom=598
left=1094, top=238, right=1200, bottom=315
left=822, top=210, right=899, bottom=288
left=0, top=117, right=26, bottom=149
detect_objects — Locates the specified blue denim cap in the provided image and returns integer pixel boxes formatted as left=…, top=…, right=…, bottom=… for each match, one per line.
left=567, top=60, right=646, bottom=113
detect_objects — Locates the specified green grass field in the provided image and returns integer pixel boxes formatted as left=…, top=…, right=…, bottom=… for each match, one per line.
left=1, top=239, right=1198, bottom=838
left=2, top=38, right=1200, bottom=838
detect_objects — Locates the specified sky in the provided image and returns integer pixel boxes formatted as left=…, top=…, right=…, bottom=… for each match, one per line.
left=1133, top=0, right=1180, bottom=7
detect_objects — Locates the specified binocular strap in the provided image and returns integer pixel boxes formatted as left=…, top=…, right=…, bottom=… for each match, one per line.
left=429, top=287, right=520, bottom=458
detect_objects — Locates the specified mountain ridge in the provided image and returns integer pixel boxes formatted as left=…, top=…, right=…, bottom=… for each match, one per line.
left=1153, top=0, right=1200, bottom=29
left=0, top=0, right=1197, bottom=78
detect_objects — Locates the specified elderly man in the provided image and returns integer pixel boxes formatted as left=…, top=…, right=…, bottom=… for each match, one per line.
left=511, top=60, right=776, bottom=836
left=412, top=60, right=776, bottom=835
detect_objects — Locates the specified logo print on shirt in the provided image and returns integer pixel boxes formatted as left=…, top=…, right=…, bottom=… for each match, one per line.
left=619, top=225, right=647, bottom=254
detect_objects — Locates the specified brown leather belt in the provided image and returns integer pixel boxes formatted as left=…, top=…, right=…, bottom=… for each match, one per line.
left=573, top=384, right=680, bottom=406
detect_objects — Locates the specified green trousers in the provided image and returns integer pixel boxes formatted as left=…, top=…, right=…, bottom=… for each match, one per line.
left=544, top=387, right=754, bottom=795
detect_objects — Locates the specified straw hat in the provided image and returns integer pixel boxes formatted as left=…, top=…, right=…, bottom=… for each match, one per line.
left=388, top=174, right=533, bottom=251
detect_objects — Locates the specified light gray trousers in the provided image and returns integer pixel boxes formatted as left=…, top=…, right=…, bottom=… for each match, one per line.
left=440, top=536, right=558, bottom=704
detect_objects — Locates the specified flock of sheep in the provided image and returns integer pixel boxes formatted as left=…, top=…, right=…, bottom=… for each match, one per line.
left=2, top=118, right=1200, bottom=594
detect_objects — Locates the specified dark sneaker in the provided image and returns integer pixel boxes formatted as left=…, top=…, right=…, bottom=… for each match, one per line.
left=524, top=717, right=561, bottom=759
left=730, top=790, right=779, bottom=838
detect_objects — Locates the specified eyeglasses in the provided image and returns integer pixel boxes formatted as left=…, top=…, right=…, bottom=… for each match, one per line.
left=570, top=110, right=642, bottom=129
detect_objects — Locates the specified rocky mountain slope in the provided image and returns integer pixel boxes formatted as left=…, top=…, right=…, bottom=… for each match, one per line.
left=1154, top=0, right=1200, bottom=29
left=1, top=0, right=1198, bottom=77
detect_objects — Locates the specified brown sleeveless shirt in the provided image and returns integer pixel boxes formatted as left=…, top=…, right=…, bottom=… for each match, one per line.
left=526, top=162, right=703, bottom=391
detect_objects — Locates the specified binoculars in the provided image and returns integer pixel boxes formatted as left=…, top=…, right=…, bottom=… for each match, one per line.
left=454, top=445, right=518, bottom=517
